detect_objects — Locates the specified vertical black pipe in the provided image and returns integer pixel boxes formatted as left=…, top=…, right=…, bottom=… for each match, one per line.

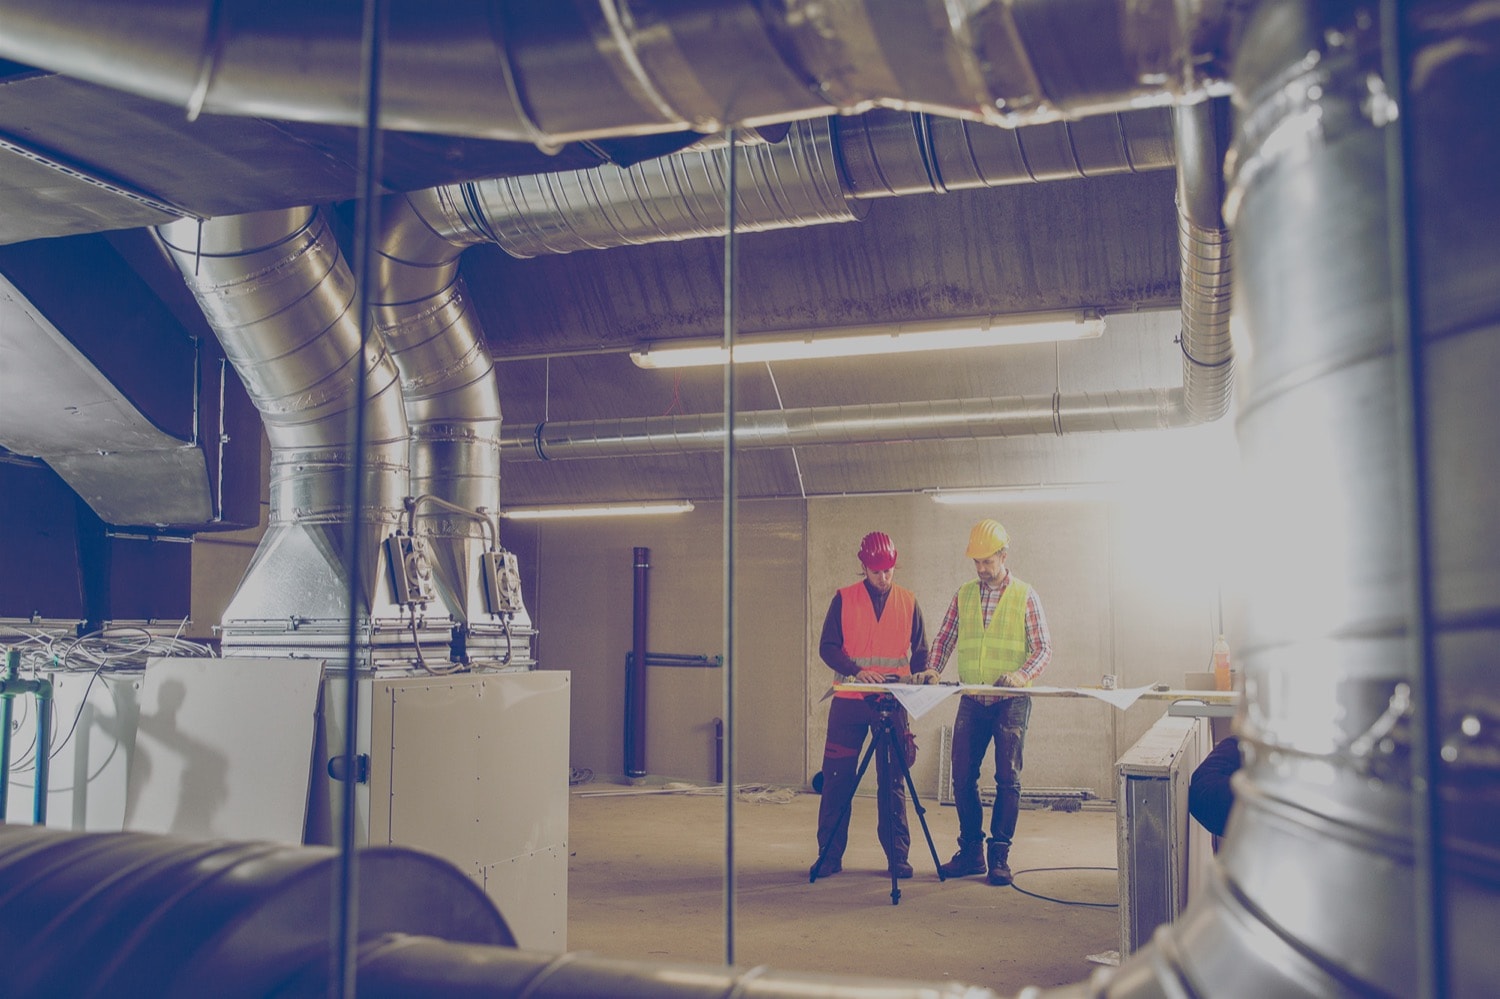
left=714, top=717, right=724, bottom=785
left=627, top=547, right=649, bottom=779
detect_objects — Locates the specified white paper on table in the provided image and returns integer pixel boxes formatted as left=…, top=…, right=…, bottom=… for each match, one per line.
left=1072, top=684, right=1155, bottom=709
left=879, top=684, right=961, bottom=720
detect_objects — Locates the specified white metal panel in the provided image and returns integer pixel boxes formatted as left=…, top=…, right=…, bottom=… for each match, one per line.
left=123, top=656, right=323, bottom=842
left=376, top=670, right=571, bottom=950
left=3, top=671, right=140, bottom=830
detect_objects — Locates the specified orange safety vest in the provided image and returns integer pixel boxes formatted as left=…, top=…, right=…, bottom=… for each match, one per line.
left=833, top=582, right=914, bottom=698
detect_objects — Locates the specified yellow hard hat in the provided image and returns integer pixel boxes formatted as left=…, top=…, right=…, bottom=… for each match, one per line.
left=965, top=519, right=1009, bottom=559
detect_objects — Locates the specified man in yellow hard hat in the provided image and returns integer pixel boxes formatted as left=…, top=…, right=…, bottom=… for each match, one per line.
left=809, top=530, right=936, bottom=881
left=929, top=518, right=1052, bottom=886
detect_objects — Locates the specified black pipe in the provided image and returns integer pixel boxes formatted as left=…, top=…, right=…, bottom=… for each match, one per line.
left=714, top=717, right=724, bottom=785
left=626, top=547, right=649, bottom=778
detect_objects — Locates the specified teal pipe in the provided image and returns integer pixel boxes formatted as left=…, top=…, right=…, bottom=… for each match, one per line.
left=0, top=648, right=54, bottom=824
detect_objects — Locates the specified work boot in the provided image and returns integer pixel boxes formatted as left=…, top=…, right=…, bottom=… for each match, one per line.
left=808, top=856, right=842, bottom=880
left=891, top=859, right=913, bottom=879
left=986, top=841, right=1012, bottom=886
left=938, top=841, right=986, bottom=878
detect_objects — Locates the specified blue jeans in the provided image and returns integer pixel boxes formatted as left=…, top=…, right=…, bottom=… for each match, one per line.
left=950, top=694, right=1031, bottom=847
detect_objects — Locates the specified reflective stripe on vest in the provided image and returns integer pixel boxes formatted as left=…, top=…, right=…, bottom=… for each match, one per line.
left=834, top=582, right=914, bottom=698
left=955, top=577, right=1030, bottom=686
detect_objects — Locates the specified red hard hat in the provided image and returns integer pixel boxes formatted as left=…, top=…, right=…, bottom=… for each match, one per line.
left=857, top=531, right=897, bottom=571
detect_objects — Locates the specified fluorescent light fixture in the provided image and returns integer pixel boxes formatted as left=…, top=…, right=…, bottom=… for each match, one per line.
left=501, top=501, right=696, bottom=521
left=930, top=484, right=1114, bottom=504
left=629, top=311, right=1105, bottom=369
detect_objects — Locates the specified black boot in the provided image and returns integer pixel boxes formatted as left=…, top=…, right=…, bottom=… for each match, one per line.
left=938, top=840, right=986, bottom=878
left=986, top=841, right=1012, bottom=886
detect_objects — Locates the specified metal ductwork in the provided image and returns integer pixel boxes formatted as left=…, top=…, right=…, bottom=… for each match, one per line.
left=374, top=194, right=534, bottom=666
left=413, top=117, right=863, bottom=258
left=157, top=208, right=454, bottom=663
left=3, top=1, right=1492, bottom=997
left=0, top=0, right=1224, bottom=143
left=481, top=99, right=1227, bottom=461
left=1030, top=2, right=1500, bottom=996
left=0, top=823, right=1002, bottom=999
left=0, top=823, right=514, bottom=998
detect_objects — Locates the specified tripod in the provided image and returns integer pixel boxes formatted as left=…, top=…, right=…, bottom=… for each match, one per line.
left=809, top=692, right=945, bottom=904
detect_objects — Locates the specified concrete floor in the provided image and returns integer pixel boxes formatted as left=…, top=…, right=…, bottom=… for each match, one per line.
left=565, top=783, right=1121, bottom=994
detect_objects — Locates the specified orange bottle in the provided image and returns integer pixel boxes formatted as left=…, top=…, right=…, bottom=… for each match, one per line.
left=1212, top=634, right=1232, bottom=691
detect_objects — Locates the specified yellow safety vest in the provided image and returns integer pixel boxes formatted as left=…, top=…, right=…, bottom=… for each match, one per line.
left=955, top=577, right=1031, bottom=686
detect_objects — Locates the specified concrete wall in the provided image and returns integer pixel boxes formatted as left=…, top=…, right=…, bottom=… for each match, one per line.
left=504, top=499, right=809, bottom=787
left=505, top=417, right=1246, bottom=797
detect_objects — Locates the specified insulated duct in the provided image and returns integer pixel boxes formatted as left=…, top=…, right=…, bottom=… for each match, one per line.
left=157, top=208, right=450, bottom=662
left=0, top=0, right=1225, bottom=142
left=0, top=823, right=1000, bottom=999
left=1029, top=2, right=1500, bottom=995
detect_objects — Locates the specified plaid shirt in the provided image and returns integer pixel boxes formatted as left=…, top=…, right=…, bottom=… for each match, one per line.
left=929, top=570, right=1051, bottom=682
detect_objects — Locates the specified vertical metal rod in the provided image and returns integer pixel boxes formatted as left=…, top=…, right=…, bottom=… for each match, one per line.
left=335, top=1, right=386, bottom=996
left=720, top=126, right=739, bottom=967
left=190, top=336, right=202, bottom=447
left=0, top=650, right=16, bottom=817
left=214, top=357, right=227, bottom=523
left=1380, top=2, right=1447, bottom=996
left=33, top=682, right=51, bottom=825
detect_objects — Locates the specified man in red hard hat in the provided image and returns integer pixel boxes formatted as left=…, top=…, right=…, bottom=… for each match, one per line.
left=929, top=519, right=1052, bottom=886
left=809, top=531, right=935, bottom=880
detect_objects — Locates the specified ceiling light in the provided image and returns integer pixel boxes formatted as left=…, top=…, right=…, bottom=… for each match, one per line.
left=500, top=501, right=696, bottom=521
left=628, top=311, right=1105, bottom=369
left=930, top=484, right=1114, bottom=504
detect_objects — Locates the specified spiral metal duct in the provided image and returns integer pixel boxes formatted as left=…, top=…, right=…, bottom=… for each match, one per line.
left=156, top=209, right=447, bottom=662
left=372, top=192, right=535, bottom=665
left=0, top=0, right=1223, bottom=142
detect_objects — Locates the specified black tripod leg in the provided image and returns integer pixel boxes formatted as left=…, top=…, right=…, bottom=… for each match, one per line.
left=810, top=736, right=879, bottom=883
left=892, top=724, right=946, bottom=882
left=877, top=728, right=902, bottom=905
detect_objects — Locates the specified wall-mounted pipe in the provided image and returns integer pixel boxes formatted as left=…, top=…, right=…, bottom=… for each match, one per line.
left=499, top=387, right=1193, bottom=462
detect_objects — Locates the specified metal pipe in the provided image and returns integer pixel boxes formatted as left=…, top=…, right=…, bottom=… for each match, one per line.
left=1029, top=2, right=1500, bottom=995
left=0, top=0, right=1229, bottom=142
left=31, top=679, right=50, bottom=825
left=500, top=388, right=1192, bottom=462
left=0, top=649, right=15, bottom=817
left=156, top=209, right=424, bottom=658
left=627, top=547, right=650, bottom=780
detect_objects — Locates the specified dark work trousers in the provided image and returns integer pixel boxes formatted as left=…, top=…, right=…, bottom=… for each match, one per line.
left=815, top=695, right=911, bottom=866
left=950, top=693, right=1032, bottom=848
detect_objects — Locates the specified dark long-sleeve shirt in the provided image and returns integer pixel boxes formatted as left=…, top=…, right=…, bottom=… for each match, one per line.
left=818, top=580, right=928, bottom=678
left=1188, top=735, right=1241, bottom=837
